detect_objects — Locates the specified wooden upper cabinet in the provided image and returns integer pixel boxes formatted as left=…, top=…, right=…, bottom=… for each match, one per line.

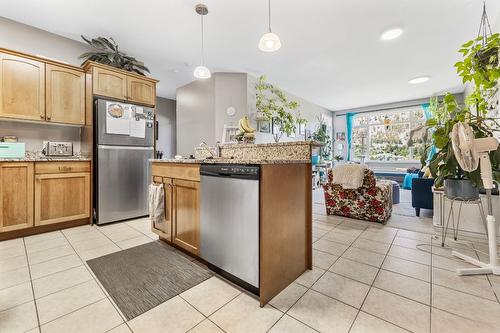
left=172, top=179, right=200, bottom=255
left=92, top=66, right=127, bottom=100
left=34, top=171, right=90, bottom=226
left=127, top=76, right=155, bottom=106
left=0, top=163, right=34, bottom=232
left=0, top=52, right=45, bottom=121
left=46, top=64, right=85, bottom=125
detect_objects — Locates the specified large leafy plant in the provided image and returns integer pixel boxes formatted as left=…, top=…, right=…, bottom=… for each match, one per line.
left=79, top=36, right=150, bottom=76
left=427, top=93, right=500, bottom=187
left=255, top=75, right=306, bottom=142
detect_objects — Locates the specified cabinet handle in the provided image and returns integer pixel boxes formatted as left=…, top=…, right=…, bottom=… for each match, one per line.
left=58, top=166, right=72, bottom=172
left=40, top=114, right=44, bottom=119
left=47, top=116, right=51, bottom=121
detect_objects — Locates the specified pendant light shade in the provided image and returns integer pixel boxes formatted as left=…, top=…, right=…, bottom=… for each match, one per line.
left=193, top=65, right=211, bottom=79
left=259, top=32, right=282, bottom=52
left=259, top=0, right=281, bottom=52
left=194, top=4, right=211, bottom=79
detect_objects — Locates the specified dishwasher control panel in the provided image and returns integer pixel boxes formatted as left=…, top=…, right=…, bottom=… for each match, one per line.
left=200, top=164, right=260, bottom=179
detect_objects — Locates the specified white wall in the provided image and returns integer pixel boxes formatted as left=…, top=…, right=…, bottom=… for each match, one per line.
left=246, top=75, right=332, bottom=144
left=214, top=73, right=248, bottom=143
left=0, top=17, right=89, bottom=66
left=0, top=18, right=91, bottom=153
left=176, top=78, right=215, bottom=156
left=156, top=97, right=176, bottom=158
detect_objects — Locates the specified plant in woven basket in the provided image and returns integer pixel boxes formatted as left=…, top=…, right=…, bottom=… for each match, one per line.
left=79, top=36, right=150, bottom=76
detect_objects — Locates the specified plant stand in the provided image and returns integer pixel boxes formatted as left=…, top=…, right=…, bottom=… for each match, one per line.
left=440, top=195, right=487, bottom=247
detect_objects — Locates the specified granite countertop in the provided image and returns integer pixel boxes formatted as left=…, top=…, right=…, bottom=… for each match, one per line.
left=0, top=156, right=91, bottom=162
left=208, top=141, right=325, bottom=149
left=150, top=158, right=310, bottom=165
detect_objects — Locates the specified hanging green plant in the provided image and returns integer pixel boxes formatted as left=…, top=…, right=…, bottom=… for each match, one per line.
left=255, top=75, right=307, bottom=142
left=79, top=36, right=150, bottom=76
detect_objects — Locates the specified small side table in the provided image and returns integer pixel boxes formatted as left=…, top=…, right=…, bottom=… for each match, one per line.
left=440, top=195, right=487, bottom=247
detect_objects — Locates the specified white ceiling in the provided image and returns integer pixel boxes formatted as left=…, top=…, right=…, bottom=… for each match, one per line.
left=1, top=0, right=500, bottom=111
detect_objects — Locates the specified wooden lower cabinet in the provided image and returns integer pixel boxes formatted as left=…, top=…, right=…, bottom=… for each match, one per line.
left=151, top=164, right=200, bottom=256
left=0, top=163, right=34, bottom=232
left=172, top=179, right=200, bottom=255
left=34, top=172, right=90, bottom=226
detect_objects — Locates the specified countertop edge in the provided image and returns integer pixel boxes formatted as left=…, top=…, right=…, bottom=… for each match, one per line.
left=150, top=159, right=311, bottom=165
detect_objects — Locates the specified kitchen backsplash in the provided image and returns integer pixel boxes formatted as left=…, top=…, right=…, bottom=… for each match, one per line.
left=0, top=121, right=81, bottom=152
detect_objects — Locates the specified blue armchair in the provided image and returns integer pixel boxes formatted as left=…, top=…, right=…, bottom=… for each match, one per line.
left=411, top=177, right=434, bottom=216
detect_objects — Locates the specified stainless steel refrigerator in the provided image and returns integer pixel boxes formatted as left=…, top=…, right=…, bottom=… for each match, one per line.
left=94, top=99, right=155, bottom=225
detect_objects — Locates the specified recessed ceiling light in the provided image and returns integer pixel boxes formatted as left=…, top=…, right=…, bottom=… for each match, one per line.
left=380, top=28, right=404, bottom=41
left=408, top=76, right=431, bottom=84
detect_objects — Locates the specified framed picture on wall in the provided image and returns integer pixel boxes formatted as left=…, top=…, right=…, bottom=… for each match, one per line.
left=257, top=120, right=271, bottom=133
left=221, top=125, right=239, bottom=143
left=336, top=132, right=346, bottom=141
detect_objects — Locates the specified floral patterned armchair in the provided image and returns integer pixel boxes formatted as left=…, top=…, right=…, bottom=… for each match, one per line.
left=323, top=168, right=392, bottom=223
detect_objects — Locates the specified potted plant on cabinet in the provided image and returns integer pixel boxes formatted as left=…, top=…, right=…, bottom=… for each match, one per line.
left=311, top=116, right=332, bottom=161
left=79, top=36, right=150, bottom=76
left=255, top=76, right=306, bottom=142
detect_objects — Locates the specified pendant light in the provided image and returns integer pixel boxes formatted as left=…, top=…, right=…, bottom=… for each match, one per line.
left=194, top=4, right=211, bottom=79
left=258, top=0, right=281, bottom=52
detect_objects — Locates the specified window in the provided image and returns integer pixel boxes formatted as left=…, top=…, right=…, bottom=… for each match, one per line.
left=351, top=106, right=425, bottom=162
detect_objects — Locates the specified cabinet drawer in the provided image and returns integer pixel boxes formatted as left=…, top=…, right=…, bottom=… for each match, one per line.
left=35, top=161, right=90, bottom=174
left=151, top=163, right=200, bottom=182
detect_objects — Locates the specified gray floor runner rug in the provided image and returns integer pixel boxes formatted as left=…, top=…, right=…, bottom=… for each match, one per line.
left=87, top=241, right=212, bottom=320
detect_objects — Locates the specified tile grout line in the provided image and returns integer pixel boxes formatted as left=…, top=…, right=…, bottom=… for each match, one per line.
left=265, top=218, right=360, bottom=333
left=22, top=237, right=42, bottom=333
left=60, top=227, right=133, bottom=331
left=347, top=226, right=399, bottom=332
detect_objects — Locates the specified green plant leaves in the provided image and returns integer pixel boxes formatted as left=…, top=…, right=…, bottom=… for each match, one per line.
left=80, top=35, right=150, bottom=76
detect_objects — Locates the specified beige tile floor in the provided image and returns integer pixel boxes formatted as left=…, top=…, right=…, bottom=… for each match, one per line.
left=2, top=190, right=500, bottom=333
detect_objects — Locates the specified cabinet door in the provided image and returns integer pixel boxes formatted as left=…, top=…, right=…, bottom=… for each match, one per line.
left=46, top=64, right=85, bottom=125
left=0, top=163, right=34, bottom=232
left=0, top=53, right=45, bottom=121
left=35, top=172, right=90, bottom=226
left=172, top=179, right=200, bottom=255
left=92, top=66, right=127, bottom=100
left=127, top=76, right=155, bottom=106
left=151, top=176, right=173, bottom=241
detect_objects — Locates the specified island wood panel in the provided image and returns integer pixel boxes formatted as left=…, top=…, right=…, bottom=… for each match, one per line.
left=0, top=163, right=34, bottom=232
left=0, top=52, right=45, bottom=121
left=172, top=178, right=200, bottom=255
left=34, top=172, right=90, bottom=226
left=259, top=163, right=312, bottom=306
left=151, top=163, right=200, bottom=182
left=45, top=64, right=85, bottom=125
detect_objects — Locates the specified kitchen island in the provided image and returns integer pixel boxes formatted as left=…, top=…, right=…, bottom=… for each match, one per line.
left=150, top=156, right=312, bottom=306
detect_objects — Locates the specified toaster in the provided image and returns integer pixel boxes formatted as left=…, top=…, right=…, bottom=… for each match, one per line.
left=43, top=142, right=73, bottom=157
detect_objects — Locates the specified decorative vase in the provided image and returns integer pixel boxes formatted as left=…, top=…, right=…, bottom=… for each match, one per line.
left=444, top=179, right=479, bottom=200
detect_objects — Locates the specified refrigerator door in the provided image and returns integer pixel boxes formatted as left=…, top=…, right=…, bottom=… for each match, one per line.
left=96, top=99, right=154, bottom=147
left=96, top=145, right=153, bottom=224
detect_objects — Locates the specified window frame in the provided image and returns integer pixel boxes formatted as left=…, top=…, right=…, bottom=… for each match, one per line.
left=350, top=105, right=425, bottom=163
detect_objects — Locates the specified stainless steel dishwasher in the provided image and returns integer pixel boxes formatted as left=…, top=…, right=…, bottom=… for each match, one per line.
left=200, top=164, right=260, bottom=294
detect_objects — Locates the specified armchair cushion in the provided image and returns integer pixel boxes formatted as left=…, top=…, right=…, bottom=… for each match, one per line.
left=323, top=168, right=392, bottom=223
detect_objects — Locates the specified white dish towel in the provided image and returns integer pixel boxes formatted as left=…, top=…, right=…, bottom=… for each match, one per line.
left=148, top=183, right=165, bottom=228
left=331, top=164, right=366, bottom=189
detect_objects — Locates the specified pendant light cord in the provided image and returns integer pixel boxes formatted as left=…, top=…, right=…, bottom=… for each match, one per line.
left=200, top=15, right=205, bottom=65
left=268, top=0, right=272, bottom=33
